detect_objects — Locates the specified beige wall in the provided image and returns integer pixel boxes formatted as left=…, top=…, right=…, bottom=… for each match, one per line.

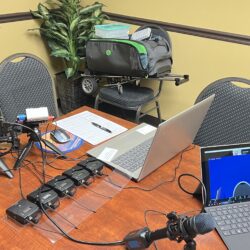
left=92, top=0, right=250, bottom=35
left=1, top=1, right=250, bottom=118
left=1, top=1, right=41, bottom=14
left=0, top=1, right=63, bottom=80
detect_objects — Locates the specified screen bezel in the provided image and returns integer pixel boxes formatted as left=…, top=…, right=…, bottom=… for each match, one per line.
left=201, top=142, right=250, bottom=206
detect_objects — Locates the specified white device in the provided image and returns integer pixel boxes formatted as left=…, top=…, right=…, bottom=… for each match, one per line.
left=131, top=28, right=152, bottom=41
left=26, top=107, right=49, bottom=122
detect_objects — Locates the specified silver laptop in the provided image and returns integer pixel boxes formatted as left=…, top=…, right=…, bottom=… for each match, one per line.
left=201, top=143, right=250, bottom=250
left=88, top=95, right=214, bottom=181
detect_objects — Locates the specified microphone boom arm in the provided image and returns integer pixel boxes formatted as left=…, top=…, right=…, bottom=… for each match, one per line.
left=124, top=212, right=215, bottom=250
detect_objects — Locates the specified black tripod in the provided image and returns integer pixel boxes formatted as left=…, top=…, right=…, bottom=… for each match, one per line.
left=14, top=126, right=66, bottom=170
left=0, top=159, right=13, bottom=178
left=0, top=114, right=19, bottom=178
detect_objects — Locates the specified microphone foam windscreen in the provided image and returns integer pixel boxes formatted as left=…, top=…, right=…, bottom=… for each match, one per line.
left=195, top=213, right=216, bottom=234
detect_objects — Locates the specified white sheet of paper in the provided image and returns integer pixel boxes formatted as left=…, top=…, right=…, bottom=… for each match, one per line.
left=55, top=111, right=127, bottom=145
left=98, top=147, right=118, bottom=162
left=136, top=124, right=156, bottom=135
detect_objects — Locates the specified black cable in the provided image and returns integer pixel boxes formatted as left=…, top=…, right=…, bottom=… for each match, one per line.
left=144, top=209, right=167, bottom=250
left=7, top=121, right=126, bottom=246
left=177, top=173, right=207, bottom=212
left=48, top=208, right=79, bottom=230
left=10, top=150, right=52, bottom=180
left=24, top=164, right=44, bottom=184
left=27, top=219, right=62, bottom=235
left=64, top=194, right=96, bottom=213
left=38, top=184, right=125, bottom=246
left=0, top=147, right=12, bottom=157
left=81, top=183, right=112, bottom=199
left=46, top=162, right=69, bottom=171
left=18, top=168, right=25, bottom=199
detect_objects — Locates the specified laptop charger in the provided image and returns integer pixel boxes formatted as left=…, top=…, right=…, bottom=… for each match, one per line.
left=45, top=176, right=76, bottom=197
left=63, top=165, right=92, bottom=186
left=27, top=186, right=60, bottom=210
left=6, top=199, right=42, bottom=225
left=77, top=157, right=104, bottom=176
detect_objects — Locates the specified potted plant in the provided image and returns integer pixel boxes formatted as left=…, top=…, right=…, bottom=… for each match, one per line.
left=31, top=0, right=108, bottom=113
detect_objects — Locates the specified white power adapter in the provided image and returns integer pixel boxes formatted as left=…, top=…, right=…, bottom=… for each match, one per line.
left=131, top=28, right=152, bottom=41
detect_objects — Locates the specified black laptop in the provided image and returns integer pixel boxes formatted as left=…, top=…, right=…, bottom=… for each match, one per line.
left=201, top=143, right=250, bottom=250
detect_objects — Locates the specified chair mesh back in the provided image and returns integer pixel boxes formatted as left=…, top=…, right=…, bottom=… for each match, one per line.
left=0, top=54, right=58, bottom=122
left=194, top=77, right=250, bottom=147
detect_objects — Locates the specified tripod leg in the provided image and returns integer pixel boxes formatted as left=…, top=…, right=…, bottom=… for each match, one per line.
left=0, top=159, right=13, bottom=178
left=14, top=140, right=33, bottom=170
left=42, top=139, right=66, bottom=159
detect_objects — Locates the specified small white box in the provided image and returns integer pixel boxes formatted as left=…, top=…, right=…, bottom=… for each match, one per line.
left=95, top=23, right=130, bottom=39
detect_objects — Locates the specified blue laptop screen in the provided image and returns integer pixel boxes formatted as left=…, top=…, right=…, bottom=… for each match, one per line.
left=201, top=144, right=250, bottom=206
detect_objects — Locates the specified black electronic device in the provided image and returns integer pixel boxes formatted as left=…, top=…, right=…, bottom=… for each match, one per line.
left=63, top=165, right=91, bottom=186
left=124, top=212, right=215, bottom=250
left=45, top=175, right=76, bottom=197
left=77, top=157, right=104, bottom=176
left=0, top=108, right=19, bottom=178
left=27, top=186, right=60, bottom=210
left=13, top=111, right=66, bottom=170
left=6, top=199, right=42, bottom=225
left=50, top=129, right=71, bottom=144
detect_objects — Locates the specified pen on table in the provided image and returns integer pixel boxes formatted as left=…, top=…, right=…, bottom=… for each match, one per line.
left=91, top=122, right=112, bottom=133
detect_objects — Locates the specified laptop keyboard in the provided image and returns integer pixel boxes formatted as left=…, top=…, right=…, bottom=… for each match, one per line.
left=208, top=203, right=250, bottom=236
left=112, top=138, right=153, bottom=172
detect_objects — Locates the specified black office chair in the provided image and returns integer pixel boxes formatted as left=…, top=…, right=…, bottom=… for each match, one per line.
left=0, top=53, right=59, bottom=122
left=94, top=80, right=163, bottom=123
left=193, top=77, right=250, bottom=147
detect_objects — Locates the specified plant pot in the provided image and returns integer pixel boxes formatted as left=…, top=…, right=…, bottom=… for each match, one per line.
left=56, top=72, right=88, bottom=114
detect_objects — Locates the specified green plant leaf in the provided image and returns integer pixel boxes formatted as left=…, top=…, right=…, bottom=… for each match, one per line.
left=51, top=49, right=71, bottom=60
left=30, top=10, right=43, bottom=19
left=79, top=3, right=103, bottom=15
left=50, top=30, right=68, bottom=43
left=65, top=67, right=75, bottom=79
left=77, top=35, right=88, bottom=42
left=38, top=3, right=50, bottom=17
left=31, top=0, right=106, bottom=79
left=92, top=8, right=102, bottom=17
left=69, top=17, right=80, bottom=32
left=48, top=41, right=67, bottom=51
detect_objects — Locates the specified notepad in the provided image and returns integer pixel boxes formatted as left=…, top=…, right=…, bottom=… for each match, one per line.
left=54, top=111, right=127, bottom=145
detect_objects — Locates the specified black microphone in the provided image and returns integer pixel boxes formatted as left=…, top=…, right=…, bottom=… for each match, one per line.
left=124, top=212, right=215, bottom=250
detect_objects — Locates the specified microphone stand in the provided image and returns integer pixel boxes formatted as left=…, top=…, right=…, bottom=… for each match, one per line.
left=166, top=212, right=197, bottom=250
left=14, top=125, right=66, bottom=170
left=184, top=239, right=196, bottom=250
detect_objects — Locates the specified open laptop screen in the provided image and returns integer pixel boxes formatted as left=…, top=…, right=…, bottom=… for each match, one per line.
left=201, top=143, right=250, bottom=207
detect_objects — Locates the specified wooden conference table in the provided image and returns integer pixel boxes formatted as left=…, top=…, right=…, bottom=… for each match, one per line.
left=0, top=106, right=226, bottom=250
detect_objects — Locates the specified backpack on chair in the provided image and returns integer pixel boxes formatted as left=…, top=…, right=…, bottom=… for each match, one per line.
left=86, top=25, right=173, bottom=77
